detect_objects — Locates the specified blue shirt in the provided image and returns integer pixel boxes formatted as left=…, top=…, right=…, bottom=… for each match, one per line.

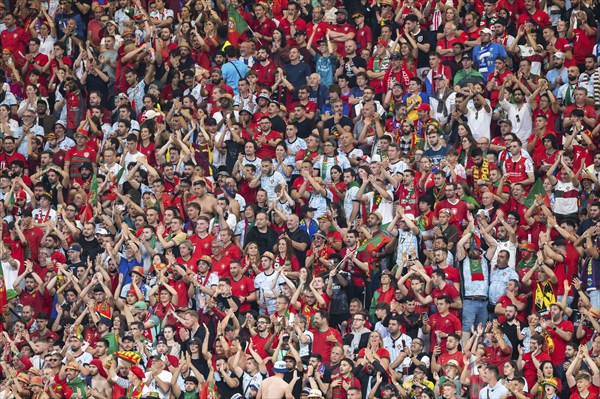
left=314, top=53, right=336, bottom=87
left=119, top=255, right=143, bottom=286
left=546, top=68, right=569, bottom=96
left=221, top=59, right=248, bottom=96
left=472, top=43, right=508, bottom=80
left=488, top=265, right=519, bottom=305
left=284, top=62, right=311, bottom=99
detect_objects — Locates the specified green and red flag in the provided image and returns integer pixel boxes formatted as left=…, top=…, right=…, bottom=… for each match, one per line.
left=82, top=174, right=98, bottom=222
left=227, top=4, right=249, bottom=46
left=469, top=235, right=484, bottom=281
left=89, top=174, right=99, bottom=205
left=524, top=178, right=545, bottom=208
left=0, top=263, right=6, bottom=316
left=357, top=232, right=393, bottom=252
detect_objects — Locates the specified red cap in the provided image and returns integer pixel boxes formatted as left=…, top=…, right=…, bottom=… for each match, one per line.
left=377, top=39, right=388, bottom=47
left=129, top=366, right=145, bottom=380
left=90, top=359, right=108, bottom=378
left=416, top=103, right=431, bottom=112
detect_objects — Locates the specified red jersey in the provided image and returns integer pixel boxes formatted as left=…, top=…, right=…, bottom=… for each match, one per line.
left=0, top=27, right=29, bottom=65
left=306, top=21, right=328, bottom=46
left=230, top=275, right=255, bottom=313
left=252, top=130, right=282, bottom=159
left=355, top=26, right=373, bottom=52
left=516, top=9, right=550, bottom=28
left=252, top=61, right=277, bottom=88
left=278, top=17, right=306, bottom=46
left=429, top=312, right=462, bottom=353
left=65, top=146, right=97, bottom=179
left=310, top=327, right=342, bottom=362
left=546, top=319, right=574, bottom=364
left=212, top=256, right=232, bottom=278
left=22, top=226, right=44, bottom=263
left=572, top=28, right=597, bottom=65
left=223, top=243, right=242, bottom=261
left=330, top=23, right=356, bottom=56
left=434, top=199, right=469, bottom=229
left=251, top=18, right=277, bottom=42
left=569, top=385, right=599, bottom=399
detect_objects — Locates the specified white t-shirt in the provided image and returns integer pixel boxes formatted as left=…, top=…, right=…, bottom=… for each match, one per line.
left=466, top=106, right=492, bottom=141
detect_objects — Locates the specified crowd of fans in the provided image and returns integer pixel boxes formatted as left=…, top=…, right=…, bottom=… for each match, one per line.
left=3, top=0, right=600, bottom=398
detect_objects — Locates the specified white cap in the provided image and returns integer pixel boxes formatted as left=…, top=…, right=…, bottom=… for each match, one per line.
left=144, top=110, right=159, bottom=119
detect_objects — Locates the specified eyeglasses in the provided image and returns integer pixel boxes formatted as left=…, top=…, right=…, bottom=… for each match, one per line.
left=516, top=115, right=521, bottom=123
left=475, top=111, right=479, bottom=120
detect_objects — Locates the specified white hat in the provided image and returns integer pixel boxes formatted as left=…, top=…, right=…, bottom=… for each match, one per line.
left=480, top=28, right=493, bottom=35
left=144, top=110, right=159, bottom=120
left=272, top=361, right=287, bottom=373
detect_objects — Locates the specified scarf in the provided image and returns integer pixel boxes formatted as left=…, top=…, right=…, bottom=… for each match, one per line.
left=127, top=383, right=144, bottom=399
left=468, top=235, right=484, bottom=281
left=594, top=70, right=600, bottom=105
left=372, top=191, right=383, bottom=212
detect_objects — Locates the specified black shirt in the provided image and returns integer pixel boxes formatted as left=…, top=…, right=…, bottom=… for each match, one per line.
left=77, top=237, right=102, bottom=264
left=405, top=29, right=433, bottom=69
left=286, top=228, right=310, bottom=265
left=245, top=226, right=279, bottom=254
left=340, top=54, right=367, bottom=87
left=294, top=118, right=317, bottom=139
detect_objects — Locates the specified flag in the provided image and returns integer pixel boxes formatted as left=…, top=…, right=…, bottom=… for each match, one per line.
left=82, top=174, right=99, bottom=222
left=0, top=262, right=6, bottom=316
left=227, top=4, right=248, bottom=47
left=200, top=381, right=217, bottom=399
left=89, top=174, right=99, bottom=205
left=524, top=178, right=545, bottom=207
left=357, top=233, right=393, bottom=252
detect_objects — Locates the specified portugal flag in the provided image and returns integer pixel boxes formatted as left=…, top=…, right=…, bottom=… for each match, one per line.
left=357, top=232, right=393, bottom=252
left=227, top=4, right=248, bottom=46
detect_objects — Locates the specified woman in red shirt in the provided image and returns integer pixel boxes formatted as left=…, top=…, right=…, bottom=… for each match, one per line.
left=273, top=237, right=301, bottom=274
left=357, top=331, right=391, bottom=370
left=138, top=126, right=156, bottom=167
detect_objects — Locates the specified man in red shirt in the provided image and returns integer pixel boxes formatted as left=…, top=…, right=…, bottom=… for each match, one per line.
left=250, top=315, right=276, bottom=363
left=0, top=13, right=29, bottom=67
left=310, top=310, right=342, bottom=362
left=252, top=117, right=281, bottom=159
left=328, top=9, right=356, bottom=57
left=517, top=0, right=551, bottom=28
left=20, top=210, right=44, bottom=263
left=306, top=7, right=328, bottom=47
left=252, top=47, right=276, bottom=88
left=229, top=259, right=256, bottom=314
left=432, top=333, right=464, bottom=373
left=278, top=1, right=306, bottom=45
left=434, top=182, right=469, bottom=230
left=428, top=295, right=462, bottom=354
left=568, top=10, right=597, bottom=66
left=64, top=129, right=97, bottom=181
left=521, top=334, right=552, bottom=388
left=543, top=303, right=574, bottom=364
left=23, top=38, right=48, bottom=85
left=251, top=2, right=276, bottom=43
